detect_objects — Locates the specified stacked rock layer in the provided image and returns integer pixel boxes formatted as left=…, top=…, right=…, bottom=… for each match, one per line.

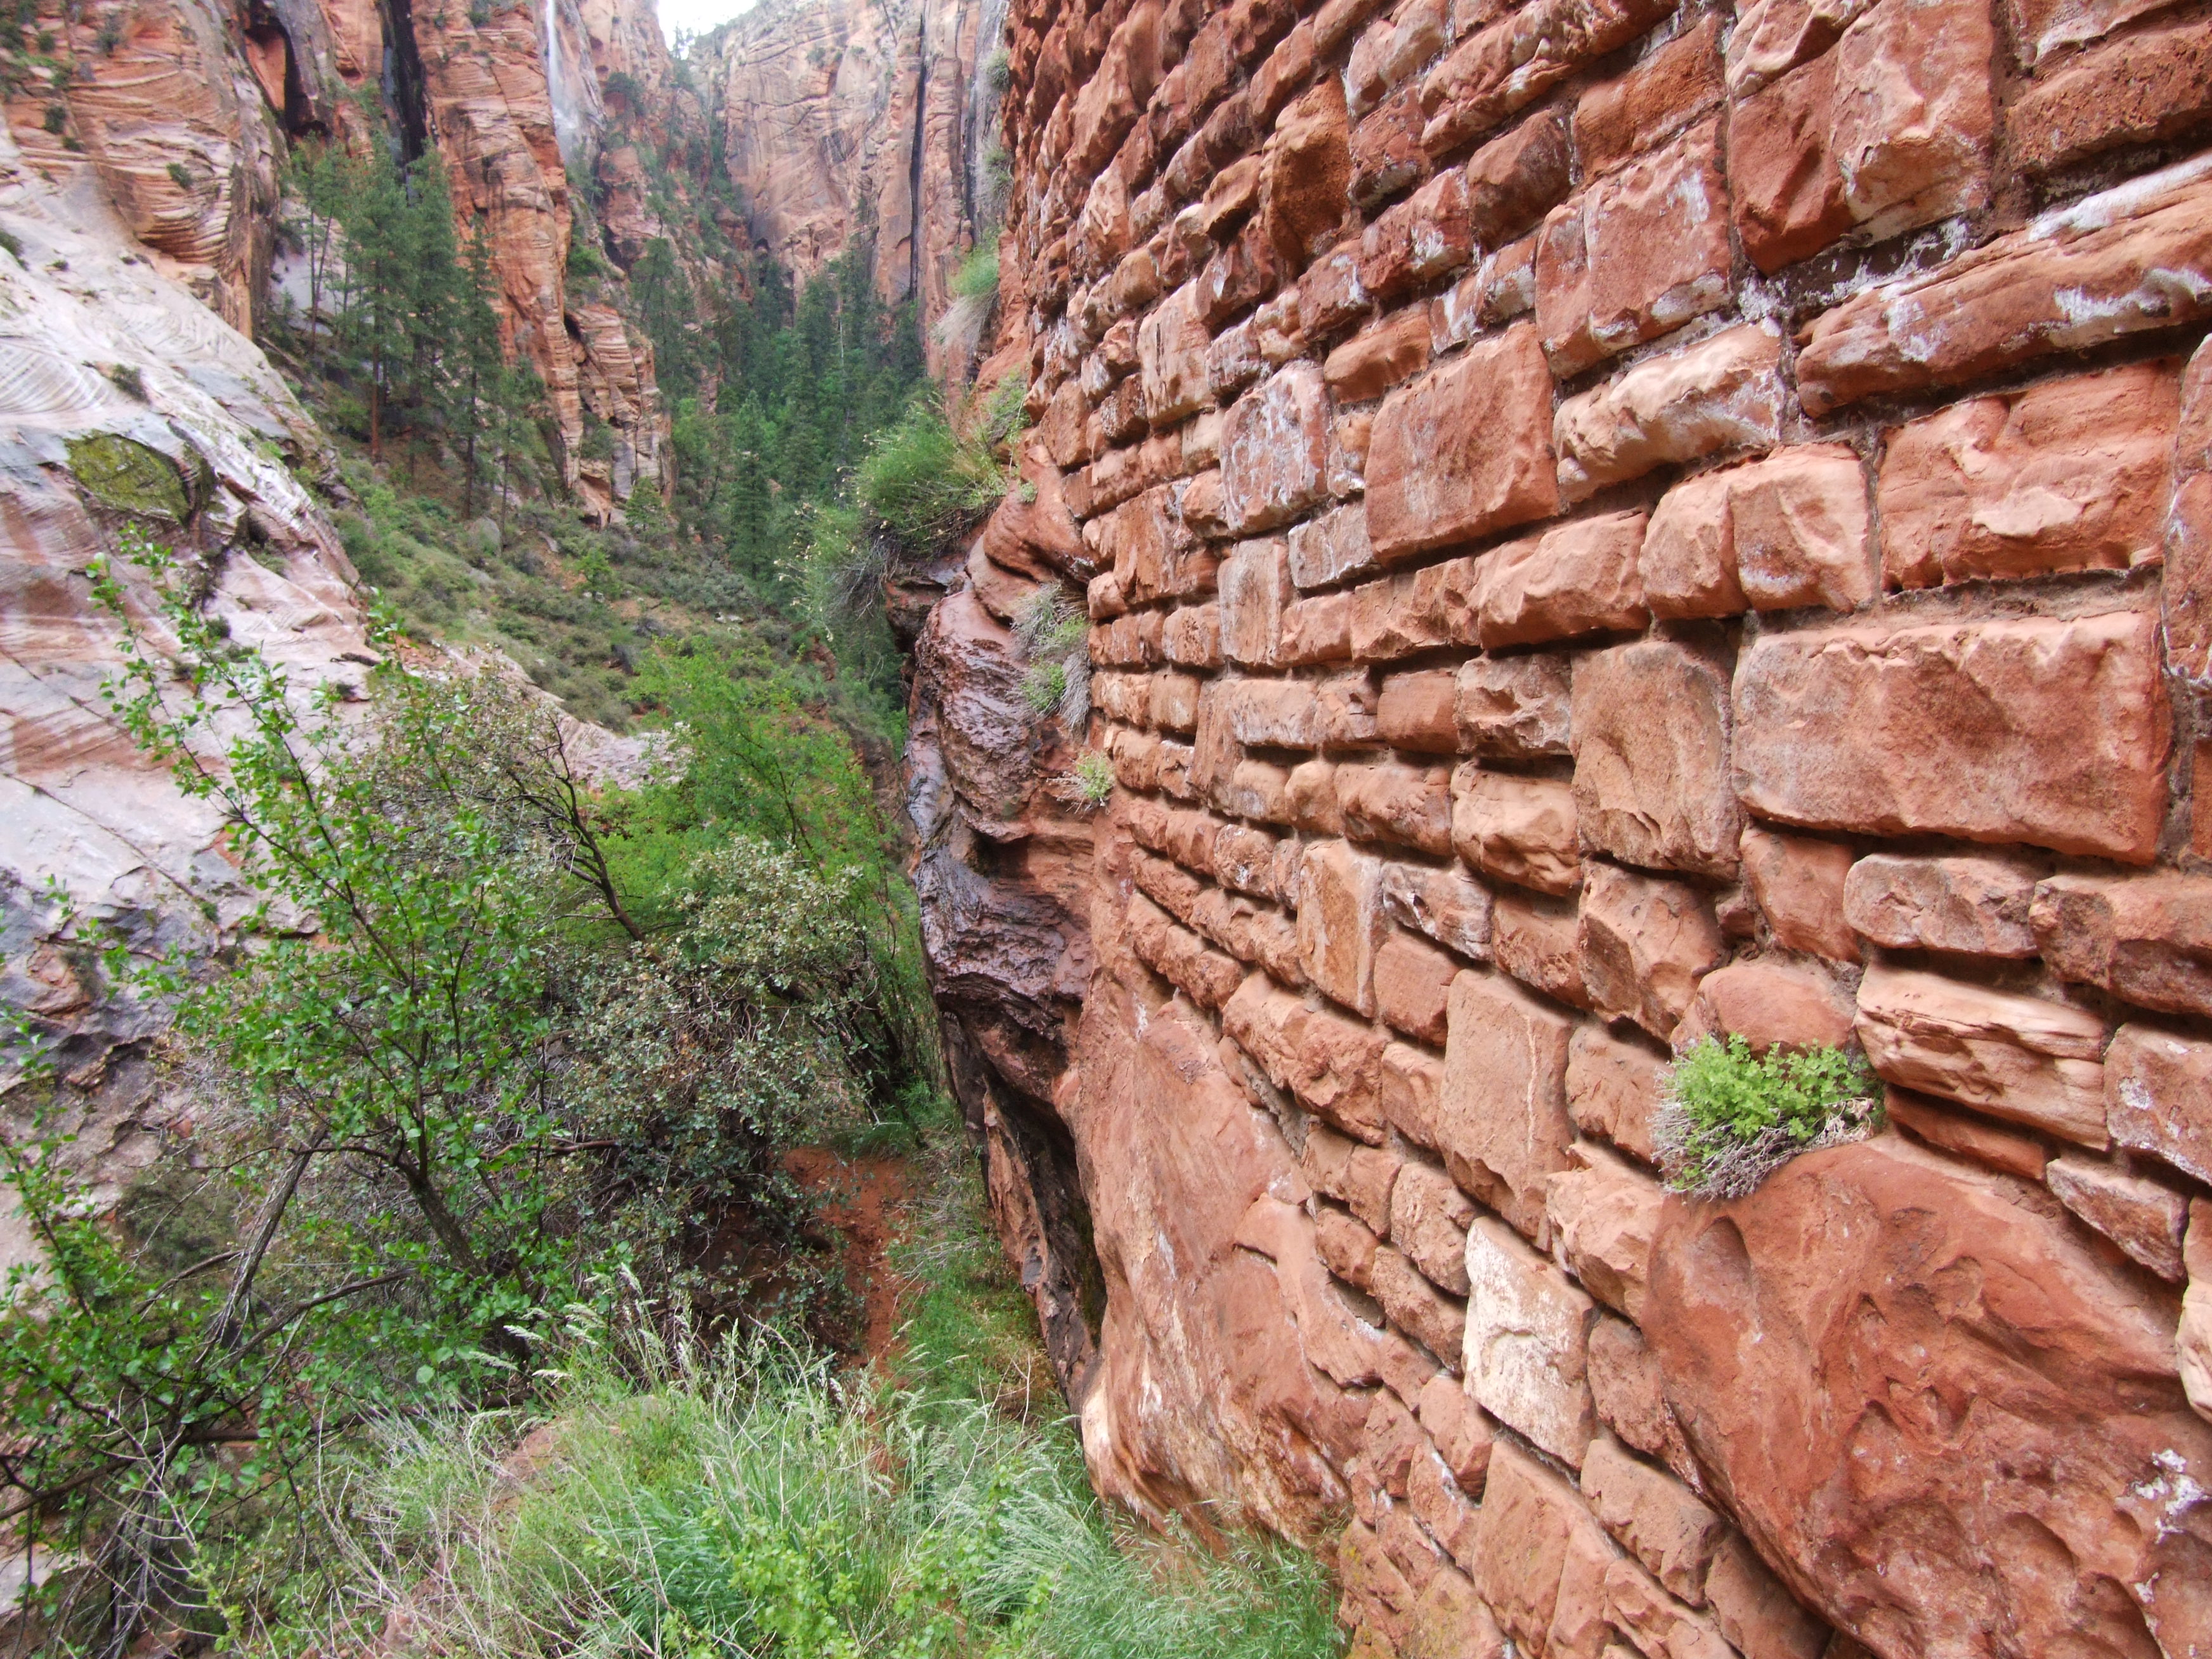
left=925, top=0, right=2212, bottom=1651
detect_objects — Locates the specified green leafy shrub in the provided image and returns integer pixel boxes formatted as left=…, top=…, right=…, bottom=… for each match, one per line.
left=226, top=1154, right=1341, bottom=1659
left=1048, top=750, right=1116, bottom=812
left=1656, top=1035, right=1880, bottom=1198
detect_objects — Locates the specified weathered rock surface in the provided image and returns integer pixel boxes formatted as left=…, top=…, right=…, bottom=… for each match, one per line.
left=1648, top=1136, right=2212, bottom=1657
left=903, top=0, right=2212, bottom=1654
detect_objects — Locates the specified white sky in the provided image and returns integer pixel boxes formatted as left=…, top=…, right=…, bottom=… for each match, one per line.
left=657, top=0, right=764, bottom=45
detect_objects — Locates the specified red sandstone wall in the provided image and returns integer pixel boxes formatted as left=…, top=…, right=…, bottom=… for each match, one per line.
left=936, top=0, right=2212, bottom=1649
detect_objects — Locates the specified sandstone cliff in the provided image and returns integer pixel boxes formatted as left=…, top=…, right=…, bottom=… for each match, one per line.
left=907, top=0, right=2212, bottom=1649
left=689, top=0, right=997, bottom=332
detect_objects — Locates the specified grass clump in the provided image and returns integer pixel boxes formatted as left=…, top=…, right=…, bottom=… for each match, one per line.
left=221, top=1152, right=1343, bottom=1659
left=1655, top=1035, right=1880, bottom=1198
left=854, top=395, right=1007, bottom=552
left=1047, top=750, right=1117, bottom=813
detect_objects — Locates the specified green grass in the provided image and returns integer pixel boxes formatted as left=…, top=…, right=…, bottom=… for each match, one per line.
left=216, top=1145, right=1342, bottom=1659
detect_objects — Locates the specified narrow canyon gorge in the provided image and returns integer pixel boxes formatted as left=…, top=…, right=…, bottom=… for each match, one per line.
left=3, top=0, right=2212, bottom=1646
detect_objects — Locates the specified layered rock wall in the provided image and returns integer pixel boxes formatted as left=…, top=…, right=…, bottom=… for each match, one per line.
left=691, top=0, right=992, bottom=328
left=921, top=0, right=2212, bottom=1650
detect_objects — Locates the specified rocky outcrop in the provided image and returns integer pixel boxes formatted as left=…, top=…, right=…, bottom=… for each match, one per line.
left=0, top=119, right=375, bottom=1225
left=905, top=0, right=2212, bottom=1651
left=690, top=0, right=995, bottom=330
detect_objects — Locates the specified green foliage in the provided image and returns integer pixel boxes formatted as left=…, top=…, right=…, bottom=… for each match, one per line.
left=1657, top=1035, right=1880, bottom=1197
left=219, top=1155, right=1342, bottom=1659
left=852, top=395, right=1008, bottom=555
left=1050, top=750, right=1116, bottom=812
left=166, top=160, right=193, bottom=190
left=1020, top=660, right=1067, bottom=716
left=950, top=242, right=1000, bottom=302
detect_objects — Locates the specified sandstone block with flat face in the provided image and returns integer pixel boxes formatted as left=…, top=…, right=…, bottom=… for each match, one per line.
left=1392, top=1159, right=1476, bottom=1295
left=1646, top=445, right=1874, bottom=617
left=1796, top=160, right=2212, bottom=413
left=1139, top=282, right=1213, bottom=425
left=1378, top=668, right=1461, bottom=753
left=1842, top=852, right=2042, bottom=958
left=1603, top=1556, right=1736, bottom=1659
left=1703, top=1533, right=1828, bottom=1659
left=1373, top=1244, right=1469, bottom=1363
left=1493, top=891, right=1591, bottom=1010
left=2105, top=1022, right=2212, bottom=1183
left=1587, top=1314, right=1700, bottom=1486
left=1456, top=653, right=1573, bottom=758
left=1855, top=964, right=2107, bottom=1146
left=1577, top=864, right=1727, bottom=1041
left=1884, top=1084, right=2051, bottom=1181
left=1739, top=828, right=1856, bottom=961
left=2014, top=16, right=2212, bottom=175
left=1261, top=77, right=1353, bottom=266
left=2045, top=1152, right=2190, bottom=1281
left=1466, top=107, right=1574, bottom=249
left=1383, top=1039, right=1449, bottom=1148
left=1287, top=500, right=1377, bottom=588
left=1474, top=512, right=1650, bottom=649
left=1219, top=677, right=1325, bottom=748
left=1439, top=970, right=1575, bottom=1240
left=1573, top=17, right=1724, bottom=177
left=1382, top=861, right=1496, bottom=961
left=1571, top=640, right=1741, bottom=877
left=1377, top=928, right=1457, bottom=1043
left=1407, top=1452, right=1483, bottom=1577
left=1733, top=611, right=2171, bottom=863
left=2033, top=873, right=2212, bottom=1020
left=1580, top=1431, right=1727, bottom=1604
left=1647, top=1135, right=2212, bottom=1659
left=1360, top=169, right=1473, bottom=299
left=1299, top=839, right=1389, bottom=1015
left=1830, top=0, right=1994, bottom=235
left=1468, top=1442, right=1597, bottom=1653
left=1879, top=361, right=2179, bottom=589
left=1325, top=305, right=1433, bottom=402
left=1537, top=119, right=1733, bottom=374
left=1218, top=540, right=1293, bottom=667
left=1677, top=958, right=1858, bottom=1055
left=1729, top=52, right=1852, bottom=273
left=1547, top=1140, right=1665, bottom=1322
left=1464, top=1216, right=1597, bottom=1466
left=1350, top=557, right=1483, bottom=660
left=1554, top=325, right=1786, bottom=500
left=1452, top=764, right=1580, bottom=896
left=1568, top=1023, right=1667, bottom=1164
left=1367, top=323, right=1559, bottom=561
left=1417, top=1370, right=1492, bottom=1492
left=1339, top=761, right=1453, bottom=856
left=1222, top=361, right=1332, bottom=534
left=1316, top=1202, right=1383, bottom=1290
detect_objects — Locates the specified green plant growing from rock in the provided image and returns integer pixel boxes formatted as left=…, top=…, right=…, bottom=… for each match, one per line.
left=1012, top=585, right=1090, bottom=729
left=1655, top=1035, right=1881, bottom=1198
left=1046, top=749, right=1116, bottom=813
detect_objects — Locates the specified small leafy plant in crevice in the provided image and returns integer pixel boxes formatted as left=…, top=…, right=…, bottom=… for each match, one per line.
left=1012, top=584, right=1091, bottom=730
left=1654, top=1035, right=1881, bottom=1199
left=1046, top=750, right=1117, bottom=814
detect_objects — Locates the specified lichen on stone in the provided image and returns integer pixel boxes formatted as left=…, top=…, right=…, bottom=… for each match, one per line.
left=64, top=433, right=195, bottom=523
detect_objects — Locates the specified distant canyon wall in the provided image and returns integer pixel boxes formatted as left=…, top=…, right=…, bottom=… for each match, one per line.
left=689, top=0, right=997, bottom=339
left=906, top=0, right=2212, bottom=1651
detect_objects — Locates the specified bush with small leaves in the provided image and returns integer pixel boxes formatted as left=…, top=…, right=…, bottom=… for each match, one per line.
left=1655, top=1035, right=1880, bottom=1198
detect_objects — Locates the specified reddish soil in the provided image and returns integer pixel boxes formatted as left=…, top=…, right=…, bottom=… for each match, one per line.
left=782, top=1147, right=916, bottom=1362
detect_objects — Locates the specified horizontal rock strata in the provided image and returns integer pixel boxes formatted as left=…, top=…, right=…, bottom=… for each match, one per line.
left=924, top=0, right=2212, bottom=1649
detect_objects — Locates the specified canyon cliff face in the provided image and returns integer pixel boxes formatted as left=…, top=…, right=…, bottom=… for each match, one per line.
left=689, top=0, right=998, bottom=335
left=908, top=0, right=2212, bottom=1649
